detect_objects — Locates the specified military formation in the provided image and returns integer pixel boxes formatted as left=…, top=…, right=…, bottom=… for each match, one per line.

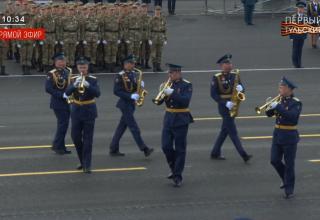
left=1, top=0, right=167, bottom=75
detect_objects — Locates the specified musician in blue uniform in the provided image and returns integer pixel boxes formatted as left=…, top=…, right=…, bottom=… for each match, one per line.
left=290, top=2, right=308, bottom=68
left=45, top=53, right=72, bottom=155
left=266, top=77, right=302, bottom=199
left=210, top=54, right=252, bottom=162
left=155, top=63, right=193, bottom=187
left=109, top=55, right=154, bottom=157
left=65, top=57, right=101, bottom=174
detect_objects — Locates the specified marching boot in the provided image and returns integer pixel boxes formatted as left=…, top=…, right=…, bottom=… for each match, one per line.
left=25, top=66, right=31, bottom=75
left=156, top=63, right=163, bottom=72
left=104, top=63, right=110, bottom=72
left=145, top=59, right=151, bottom=69
left=153, top=62, right=157, bottom=72
left=22, top=65, right=26, bottom=75
left=110, top=63, right=116, bottom=73
left=0, top=66, right=7, bottom=75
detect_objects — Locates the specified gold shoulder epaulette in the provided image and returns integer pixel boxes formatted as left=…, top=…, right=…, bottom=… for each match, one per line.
left=183, top=79, right=191, bottom=84
left=215, top=72, right=222, bottom=77
left=49, top=68, right=57, bottom=74
left=293, top=97, right=300, bottom=102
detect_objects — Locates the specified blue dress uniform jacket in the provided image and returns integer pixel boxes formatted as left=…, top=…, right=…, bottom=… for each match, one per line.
left=210, top=72, right=250, bottom=159
left=65, top=74, right=100, bottom=170
left=162, top=79, right=194, bottom=128
left=45, top=67, right=72, bottom=152
left=66, top=76, right=101, bottom=121
left=266, top=95, right=302, bottom=195
left=110, top=70, right=148, bottom=152
left=160, top=78, right=193, bottom=182
left=45, top=67, right=72, bottom=110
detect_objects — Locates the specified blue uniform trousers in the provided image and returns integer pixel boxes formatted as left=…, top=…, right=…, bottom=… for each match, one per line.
left=271, top=141, right=297, bottom=195
left=71, top=118, right=95, bottom=169
left=110, top=107, right=146, bottom=152
left=162, top=125, right=189, bottom=180
left=211, top=116, right=248, bottom=158
left=52, top=109, right=70, bottom=151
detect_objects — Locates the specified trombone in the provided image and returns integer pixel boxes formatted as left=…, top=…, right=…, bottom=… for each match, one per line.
left=255, top=95, right=281, bottom=114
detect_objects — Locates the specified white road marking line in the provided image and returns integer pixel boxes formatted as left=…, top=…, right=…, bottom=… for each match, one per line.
left=1, top=67, right=320, bottom=78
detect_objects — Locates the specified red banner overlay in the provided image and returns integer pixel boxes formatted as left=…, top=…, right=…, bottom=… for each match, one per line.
left=281, top=22, right=320, bottom=36
left=0, top=28, right=45, bottom=40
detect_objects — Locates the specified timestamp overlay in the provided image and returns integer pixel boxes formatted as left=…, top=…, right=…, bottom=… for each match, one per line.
left=0, top=15, right=45, bottom=41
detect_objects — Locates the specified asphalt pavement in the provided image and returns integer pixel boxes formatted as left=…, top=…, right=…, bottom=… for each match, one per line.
left=0, top=11, right=320, bottom=220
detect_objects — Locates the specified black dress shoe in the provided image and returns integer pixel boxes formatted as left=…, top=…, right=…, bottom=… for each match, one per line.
left=210, top=155, right=226, bottom=160
left=63, top=149, right=72, bottom=154
left=167, top=173, right=174, bottom=179
left=243, top=155, right=253, bottom=163
left=51, top=148, right=64, bottom=155
left=173, top=177, right=182, bottom=187
left=76, top=164, right=83, bottom=170
left=143, top=148, right=154, bottom=157
left=284, top=193, right=294, bottom=199
left=83, top=168, right=92, bottom=174
left=109, top=151, right=125, bottom=157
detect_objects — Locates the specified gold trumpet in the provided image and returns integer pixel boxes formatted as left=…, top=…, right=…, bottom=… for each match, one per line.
left=255, top=95, right=281, bottom=114
left=152, top=78, right=172, bottom=105
left=78, top=72, right=86, bottom=94
left=134, top=68, right=148, bottom=107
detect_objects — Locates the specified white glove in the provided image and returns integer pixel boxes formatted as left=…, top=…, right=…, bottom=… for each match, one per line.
left=148, top=40, right=152, bottom=45
left=97, top=40, right=101, bottom=44
left=125, top=40, right=130, bottom=44
left=63, top=93, right=68, bottom=100
left=76, top=41, right=79, bottom=45
left=33, top=43, right=36, bottom=47
left=236, top=85, right=243, bottom=92
left=17, top=44, right=21, bottom=48
left=131, top=93, right=140, bottom=101
left=60, top=41, right=64, bottom=45
left=83, top=40, right=87, bottom=45
left=164, top=41, right=167, bottom=45
left=139, top=41, right=143, bottom=45
left=102, top=40, right=107, bottom=45
left=73, top=77, right=82, bottom=87
left=119, top=70, right=125, bottom=75
left=38, top=41, right=43, bottom=45
left=226, top=101, right=234, bottom=110
left=270, top=102, right=278, bottom=110
left=164, top=88, right=174, bottom=96
left=83, top=80, right=90, bottom=88
left=141, top=80, right=145, bottom=88
left=117, top=40, right=121, bottom=44
left=55, top=41, right=58, bottom=45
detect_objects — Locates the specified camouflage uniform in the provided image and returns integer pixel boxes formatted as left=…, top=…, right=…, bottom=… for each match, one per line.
left=40, top=9, right=57, bottom=70
left=140, top=10, right=151, bottom=68
left=102, top=8, right=120, bottom=72
left=150, top=9, right=167, bottom=72
left=63, top=8, right=80, bottom=66
left=20, top=12, right=33, bottom=75
left=0, top=40, right=7, bottom=75
left=83, top=8, right=100, bottom=65
left=127, top=8, right=143, bottom=63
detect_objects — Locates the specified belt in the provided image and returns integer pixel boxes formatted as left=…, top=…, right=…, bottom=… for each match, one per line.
left=275, top=125, right=297, bottom=130
left=220, top=94, right=232, bottom=99
left=166, top=108, right=190, bottom=113
left=73, top=99, right=95, bottom=105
